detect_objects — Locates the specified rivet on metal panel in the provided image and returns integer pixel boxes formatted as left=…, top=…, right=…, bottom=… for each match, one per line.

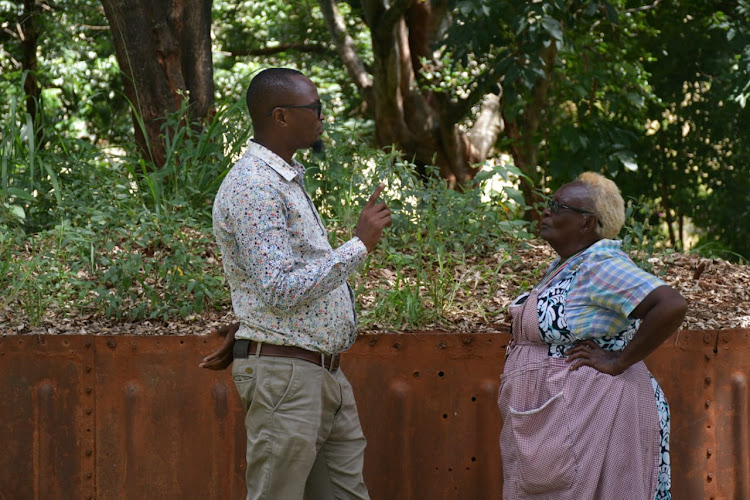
left=438, top=342, right=447, bottom=350
left=705, top=376, right=712, bottom=385
left=85, top=341, right=91, bottom=348
left=107, top=339, right=116, bottom=349
left=85, top=386, right=93, bottom=394
left=705, top=353, right=711, bottom=361
left=707, top=473, right=713, bottom=482
left=413, top=371, right=420, bottom=377
left=85, top=365, right=92, bottom=373
left=368, top=338, right=377, bottom=346
left=705, top=400, right=711, bottom=409
left=706, top=448, right=712, bottom=458
left=393, top=342, right=402, bottom=350
left=86, top=472, right=93, bottom=479
left=463, top=338, right=472, bottom=345
left=703, top=333, right=712, bottom=344
left=86, top=449, right=93, bottom=457
left=85, top=408, right=93, bottom=415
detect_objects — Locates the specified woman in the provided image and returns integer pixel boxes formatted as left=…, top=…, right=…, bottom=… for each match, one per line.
left=498, top=172, right=687, bottom=499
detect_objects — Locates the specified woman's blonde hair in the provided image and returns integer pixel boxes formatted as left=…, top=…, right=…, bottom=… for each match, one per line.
left=576, top=172, right=625, bottom=239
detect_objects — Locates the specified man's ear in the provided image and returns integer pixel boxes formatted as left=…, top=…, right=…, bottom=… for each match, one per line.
left=270, top=107, right=288, bottom=127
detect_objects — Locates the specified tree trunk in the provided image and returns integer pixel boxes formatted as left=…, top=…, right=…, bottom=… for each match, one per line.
left=319, top=0, right=501, bottom=186
left=20, top=0, right=43, bottom=146
left=661, top=169, right=677, bottom=247
left=502, top=41, right=559, bottom=221
left=100, top=0, right=214, bottom=168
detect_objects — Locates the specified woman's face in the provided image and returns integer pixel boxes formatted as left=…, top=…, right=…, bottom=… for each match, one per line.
left=540, top=183, right=597, bottom=251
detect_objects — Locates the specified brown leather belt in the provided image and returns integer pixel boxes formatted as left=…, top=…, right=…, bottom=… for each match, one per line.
left=233, top=339, right=340, bottom=372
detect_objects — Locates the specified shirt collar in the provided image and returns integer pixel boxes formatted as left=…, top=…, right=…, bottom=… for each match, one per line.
left=246, top=139, right=305, bottom=182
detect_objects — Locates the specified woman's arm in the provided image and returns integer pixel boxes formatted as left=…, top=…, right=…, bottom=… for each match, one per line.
left=566, top=285, right=687, bottom=375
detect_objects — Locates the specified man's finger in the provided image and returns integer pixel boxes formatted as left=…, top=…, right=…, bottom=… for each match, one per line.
left=366, top=183, right=385, bottom=207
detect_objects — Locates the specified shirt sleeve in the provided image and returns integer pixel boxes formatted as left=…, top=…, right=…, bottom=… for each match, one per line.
left=223, top=182, right=367, bottom=311
left=582, top=253, right=665, bottom=318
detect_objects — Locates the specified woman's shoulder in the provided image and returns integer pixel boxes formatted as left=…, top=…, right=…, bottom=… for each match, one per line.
left=582, top=239, right=629, bottom=261
left=573, top=240, right=639, bottom=275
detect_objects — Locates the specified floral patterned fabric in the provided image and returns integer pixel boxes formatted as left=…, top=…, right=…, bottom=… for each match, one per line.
left=213, top=140, right=368, bottom=354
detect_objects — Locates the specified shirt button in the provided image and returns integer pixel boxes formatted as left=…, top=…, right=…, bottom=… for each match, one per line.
left=245, top=367, right=253, bottom=374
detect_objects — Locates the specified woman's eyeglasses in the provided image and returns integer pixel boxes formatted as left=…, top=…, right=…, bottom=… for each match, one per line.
left=547, top=200, right=595, bottom=216
left=269, top=100, right=322, bottom=119
left=547, top=200, right=604, bottom=227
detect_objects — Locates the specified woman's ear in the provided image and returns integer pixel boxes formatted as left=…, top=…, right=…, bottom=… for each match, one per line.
left=581, top=214, right=599, bottom=234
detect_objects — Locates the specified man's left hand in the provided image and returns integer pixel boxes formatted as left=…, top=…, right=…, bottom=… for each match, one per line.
left=199, top=323, right=239, bottom=370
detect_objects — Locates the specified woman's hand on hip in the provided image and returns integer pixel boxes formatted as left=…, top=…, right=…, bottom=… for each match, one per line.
left=565, top=340, right=626, bottom=376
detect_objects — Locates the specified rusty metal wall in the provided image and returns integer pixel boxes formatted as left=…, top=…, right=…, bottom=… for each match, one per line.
left=1, top=330, right=748, bottom=500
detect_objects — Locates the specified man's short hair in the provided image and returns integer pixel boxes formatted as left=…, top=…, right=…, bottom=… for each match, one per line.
left=246, top=68, right=305, bottom=124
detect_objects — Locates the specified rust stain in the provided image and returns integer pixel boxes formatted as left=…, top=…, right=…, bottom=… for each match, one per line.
left=0, top=330, right=748, bottom=499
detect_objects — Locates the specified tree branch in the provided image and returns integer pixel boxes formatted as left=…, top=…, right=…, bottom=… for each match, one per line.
left=318, top=0, right=373, bottom=104
left=228, top=42, right=334, bottom=57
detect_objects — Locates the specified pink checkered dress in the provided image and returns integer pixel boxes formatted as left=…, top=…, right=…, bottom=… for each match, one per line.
left=498, top=288, right=660, bottom=499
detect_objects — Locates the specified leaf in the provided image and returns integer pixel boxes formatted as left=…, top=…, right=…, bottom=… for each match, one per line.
left=541, top=16, right=563, bottom=42
left=4, top=203, right=26, bottom=220
left=502, top=186, right=526, bottom=206
left=613, top=151, right=638, bottom=171
left=4, top=187, right=37, bottom=202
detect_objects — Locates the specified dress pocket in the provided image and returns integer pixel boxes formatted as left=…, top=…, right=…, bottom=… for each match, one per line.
left=500, top=361, right=577, bottom=494
left=509, top=391, right=577, bottom=493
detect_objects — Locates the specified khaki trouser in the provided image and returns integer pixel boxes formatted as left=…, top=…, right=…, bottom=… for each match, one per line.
left=232, top=355, right=369, bottom=500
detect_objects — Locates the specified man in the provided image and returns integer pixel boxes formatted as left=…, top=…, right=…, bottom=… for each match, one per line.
left=199, top=68, right=391, bottom=500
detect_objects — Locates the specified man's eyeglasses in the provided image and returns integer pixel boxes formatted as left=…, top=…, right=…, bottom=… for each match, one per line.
left=547, top=200, right=603, bottom=227
left=268, top=100, right=322, bottom=119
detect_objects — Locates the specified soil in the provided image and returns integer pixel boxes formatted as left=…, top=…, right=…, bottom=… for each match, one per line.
left=2, top=241, right=748, bottom=336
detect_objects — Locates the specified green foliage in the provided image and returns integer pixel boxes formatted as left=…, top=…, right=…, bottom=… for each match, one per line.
left=3, top=0, right=749, bottom=330
left=620, top=197, right=672, bottom=274
left=121, top=95, right=252, bottom=218
left=0, top=0, right=130, bottom=144
left=0, top=79, right=245, bottom=324
left=301, top=134, right=533, bottom=329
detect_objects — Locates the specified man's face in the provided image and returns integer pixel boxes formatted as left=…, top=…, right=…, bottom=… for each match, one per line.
left=280, top=76, right=325, bottom=152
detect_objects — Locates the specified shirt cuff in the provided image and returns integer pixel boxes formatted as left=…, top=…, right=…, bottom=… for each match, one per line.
left=349, top=236, right=369, bottom=257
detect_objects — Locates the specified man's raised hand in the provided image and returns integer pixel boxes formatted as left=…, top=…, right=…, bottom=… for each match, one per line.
left=355, top=183, right=392, bottom=253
